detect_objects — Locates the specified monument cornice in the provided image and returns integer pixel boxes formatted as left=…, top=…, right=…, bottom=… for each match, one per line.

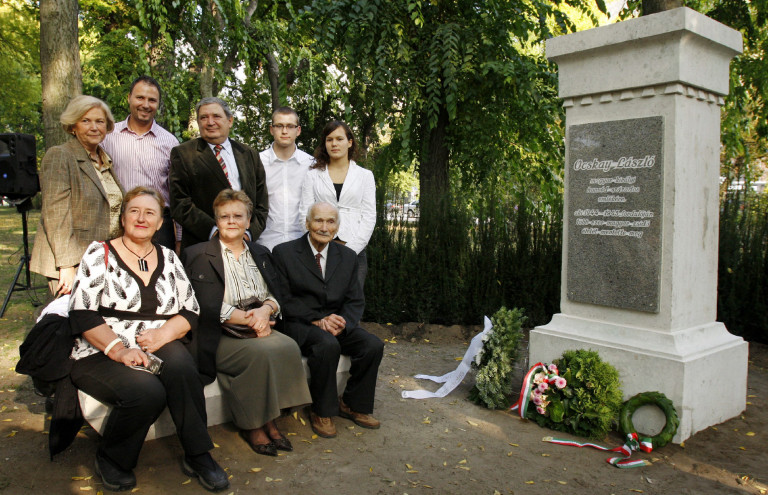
left=547, top=7, right=742, bottom=100
left=562, top=83, right=726, bottom=108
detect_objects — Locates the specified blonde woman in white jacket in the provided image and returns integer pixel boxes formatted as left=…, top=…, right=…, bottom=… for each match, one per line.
left=299, top=121, right=375, bottom=288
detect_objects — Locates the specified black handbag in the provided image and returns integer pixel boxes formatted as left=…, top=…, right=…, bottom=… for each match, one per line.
left=221, top=296, right=264, bottom=339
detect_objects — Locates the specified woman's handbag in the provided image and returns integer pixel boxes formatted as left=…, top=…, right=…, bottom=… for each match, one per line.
left=221, top=296, right=264, bottom=339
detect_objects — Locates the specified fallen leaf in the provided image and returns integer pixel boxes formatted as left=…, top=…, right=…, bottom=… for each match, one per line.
left=301, top=439, right=312, bottom=444
left=629, top=490, right=644, bottom=493
left=293, top=411, right=298, bottom=420
left=739, top=446, right=746, bottom=450
left=467, top=420, right=478, bottom=427
left=213, top=443, right=220, bottom=448
left=311, top=434, right=318, bottom=439
left=286, top=432, right=297, bottom=436
left=541, top=454, right=550, bottom=457
left=525, top=481, right=534, bottom=484
left=422, top=418, right=431, bottom=424
left=458, top=459, right=467, bottom=464
left=558, top=481, right=567, bottom=485
left=443, top=461, right=447, bottom=466
left=405, top=463, right=413, bottom=469
left=424, top=339, right=430, bottom=343
left=6, top=430, right=16, bottom=437
left=2, top=419, right=11, bottom=422
left=406, top=470, right=419, bottom=474
left=266, top=477, right=273, bottom=482
left=369, top=467, right=373, bottom=473
left=507, top=452, right=513, bottom=456
left=300, top=417, right=306, bottom=426
left=182, top=479, right=191, bottom=484
left=324, top=449, right=333, bottom=453
left=509, top=443, right=519, bottom=447
left=457, top=466, right=471, bottom=471
left=79, top=488, right=93, bottom=491
left=746, top=432, right=756, bottom=436
left=249, top=468, right=262, bottom=473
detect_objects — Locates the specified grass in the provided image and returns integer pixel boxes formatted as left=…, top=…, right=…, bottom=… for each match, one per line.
left=0, top=206, right=47, bottom=350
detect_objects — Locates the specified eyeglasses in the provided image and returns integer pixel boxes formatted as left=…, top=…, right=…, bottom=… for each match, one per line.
left=271, top=124, right=298, bottom=130
left=217, top=214, right=247, bottom=223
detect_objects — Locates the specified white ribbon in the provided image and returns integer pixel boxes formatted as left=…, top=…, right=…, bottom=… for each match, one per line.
left=401, top=316, right=492, bottom=399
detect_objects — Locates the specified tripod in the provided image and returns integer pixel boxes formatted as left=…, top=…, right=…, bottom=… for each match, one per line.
left=1, top=197, right=45, bottom=317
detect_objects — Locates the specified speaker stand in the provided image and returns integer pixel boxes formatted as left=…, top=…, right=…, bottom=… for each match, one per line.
left=1, top=198, right=45, bottom=317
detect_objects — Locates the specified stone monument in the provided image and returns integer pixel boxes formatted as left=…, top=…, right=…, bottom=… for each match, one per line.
left=529, top=7, right=748, bottom=443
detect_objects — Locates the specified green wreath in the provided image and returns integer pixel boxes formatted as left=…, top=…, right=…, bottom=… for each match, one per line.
left=619, top=391, right=679, bottom=448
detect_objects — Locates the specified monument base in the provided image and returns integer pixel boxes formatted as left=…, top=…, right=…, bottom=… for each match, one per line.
left=530, top=314, right=748, bottom=443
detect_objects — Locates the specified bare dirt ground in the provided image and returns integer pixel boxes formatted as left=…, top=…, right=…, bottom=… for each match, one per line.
left=0, top=322, right=766, bottom=495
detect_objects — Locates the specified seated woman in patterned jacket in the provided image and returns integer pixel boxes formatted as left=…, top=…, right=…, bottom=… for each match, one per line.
left=68, top=186, right=228, bottom=493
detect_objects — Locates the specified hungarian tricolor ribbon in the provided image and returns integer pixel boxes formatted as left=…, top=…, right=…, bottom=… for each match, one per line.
left=543, top=432, right=653, bottom=468
left=508, top=362, right=547, bottom=418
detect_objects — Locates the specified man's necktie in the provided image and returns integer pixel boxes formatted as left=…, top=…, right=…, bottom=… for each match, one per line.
left=315, top=253, right=323, bottom=277
left=214, top=144, right=231, bottom=185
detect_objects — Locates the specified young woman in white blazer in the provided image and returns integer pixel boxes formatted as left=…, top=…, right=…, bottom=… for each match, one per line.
left=299, top=121, right=375, bottom=288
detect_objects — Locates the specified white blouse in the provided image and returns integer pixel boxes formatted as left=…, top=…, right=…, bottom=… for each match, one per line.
left=299, top=161, right=376, bottom=254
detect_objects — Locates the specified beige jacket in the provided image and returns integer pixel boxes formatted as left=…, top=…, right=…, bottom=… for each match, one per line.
left=30, top=139, right=124, bottom=279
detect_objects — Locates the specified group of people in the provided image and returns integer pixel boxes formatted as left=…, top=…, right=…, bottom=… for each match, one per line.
left=29, top=76, right=384, bottom=493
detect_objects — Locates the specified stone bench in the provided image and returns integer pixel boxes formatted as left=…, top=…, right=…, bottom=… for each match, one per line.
left=78, top=356, right=351, bottom=440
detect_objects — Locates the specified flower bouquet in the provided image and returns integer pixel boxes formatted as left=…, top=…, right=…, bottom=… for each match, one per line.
left=512, top=349, right=623, bottom=439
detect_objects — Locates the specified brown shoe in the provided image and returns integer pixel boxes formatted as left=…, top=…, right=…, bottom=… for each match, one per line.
left=310, top=412, right=337, bottom=438
left=339, top=399, right=381, bottom=429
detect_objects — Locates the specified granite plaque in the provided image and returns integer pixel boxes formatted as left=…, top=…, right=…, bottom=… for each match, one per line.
left=566, top=116, right=663, bottom=312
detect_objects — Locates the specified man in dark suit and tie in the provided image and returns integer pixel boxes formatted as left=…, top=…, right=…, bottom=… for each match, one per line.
left=272, top=202, right=384, bottom=438
left=170, top=97, right=269, bottom=251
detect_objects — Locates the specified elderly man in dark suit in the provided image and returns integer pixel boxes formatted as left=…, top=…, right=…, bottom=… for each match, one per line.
left=170, top=97, right=269, bottom=251
left=272, top=202, right=384, bottom=438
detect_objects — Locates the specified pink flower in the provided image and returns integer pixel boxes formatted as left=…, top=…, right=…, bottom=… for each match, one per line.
left=548, top=364, right=558, bottom=374
left=536, top=406, right=546, bottom=415
left=537, top=382, right=549, bottom=393
left=532, top=387, right=542, bottom=397
left=532, top=395, right=543, bottom=405
left=533, top=372, right=547, bottom=384
left=555, top=377, right=567, bottom=389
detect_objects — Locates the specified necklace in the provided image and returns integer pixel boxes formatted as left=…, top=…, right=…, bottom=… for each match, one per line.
left=121, top=237, right=154, bottom=272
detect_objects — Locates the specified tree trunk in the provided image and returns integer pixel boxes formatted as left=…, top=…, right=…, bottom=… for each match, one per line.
left=418, top=103, right=450, bottom=240
left=642, top=0, right=683, bottom=15
left=265, top=52, right=281, bottom=113
left=39, top=0, right=82, bottom=150
left=200, top=61, right=214, bottom=98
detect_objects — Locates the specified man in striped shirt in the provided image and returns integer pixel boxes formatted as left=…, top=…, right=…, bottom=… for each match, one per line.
left=101, top=76, right=180, bottom=250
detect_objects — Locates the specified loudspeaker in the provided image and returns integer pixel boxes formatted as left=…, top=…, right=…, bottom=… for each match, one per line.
left=0, top=133, right=39, bottom=199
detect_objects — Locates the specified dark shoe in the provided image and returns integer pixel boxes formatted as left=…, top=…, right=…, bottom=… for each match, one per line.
left=310, top=412, right=337, bottom=438
left=339, top=399, right=381, bottom=429
left=271, top=434, right=293, bottom=452
left=95, top=452, right=136, bottom=492
left=182, top=453, right=229, bottom=492
left=238, top=430, right=278, bottom=457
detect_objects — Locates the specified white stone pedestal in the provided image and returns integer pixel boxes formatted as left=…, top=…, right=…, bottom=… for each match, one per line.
left=530, top=7, right=748, bottom=443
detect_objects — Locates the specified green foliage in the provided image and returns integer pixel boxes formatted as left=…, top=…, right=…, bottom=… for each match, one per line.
left=0, top=1, right=41, bottom=139
left=527, top=350, right=623, bottom=439
left=717, top=190, right=768, bottom=344
left=468, top=307, right=526, bottom=409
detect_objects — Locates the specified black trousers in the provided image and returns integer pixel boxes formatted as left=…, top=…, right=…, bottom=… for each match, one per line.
left=282, top=322, right=383, bottom=417
left=70, top=340, right=213, bottom=471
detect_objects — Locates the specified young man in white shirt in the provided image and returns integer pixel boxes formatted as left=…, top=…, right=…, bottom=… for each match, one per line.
left=256, top=107, right=314, bottom=251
